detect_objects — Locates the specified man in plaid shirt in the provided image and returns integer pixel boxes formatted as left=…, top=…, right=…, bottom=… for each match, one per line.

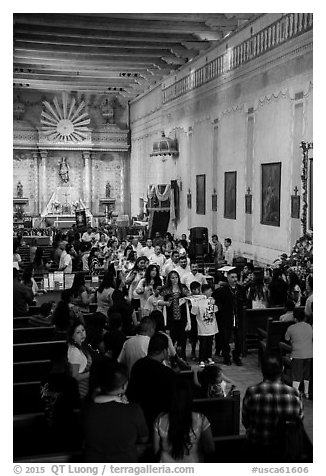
left=242, top=353, right=303, bottom=462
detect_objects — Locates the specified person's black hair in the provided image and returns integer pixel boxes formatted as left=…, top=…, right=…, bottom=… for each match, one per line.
left=171, top=250, right=180, bottom=258
left=39, top=302, right=53, bottom=317
left=212, top=234, right=218, bottom=240
left=66, top=319, right=86, bottom=349
left=33, top=247, right=44, bottom=267
left=70, top=273, right=86, bottom=297
left=200, top=364, right=223, bottom=395
left=165, top=270, right=181, bottom=288
left=261, top=352, right=283, bottom=381
left=108, top=312, right=123, bottom=331
left=293, top=307, right=305, bottom=322
left=88, top=247, right=99, bottom=269
left=91, top=359, right=128, bottom=395
left=190, top=281, right=201, bottom=292
left=201, top=284, right=212, bottom=293
left=52, top=300, right=72, bottom=331
left=167, top=378, right=194, bottom=460
left=149, top=310, right=166, bottom=332
left=138, top=316, right=156, bottom=335
left=22, top=264, right=34, bottom=284
left=245, top=263, right=255, bottom=272
left=147, top=333, right=168, bottom=356
left=98, top=271, right=115, bottom=294
left=144, top=264, right=162, bottom=289
left=225, top=238, right=232, bottom=245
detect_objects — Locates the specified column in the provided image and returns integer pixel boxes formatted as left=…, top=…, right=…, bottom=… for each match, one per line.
left=32, top=151, right=39, bottom=216
left=212, top=119, right=219, bottom=234
left=187, top=126, right=193, bottom=230
left=244, top=109, right=254, bottom=245
left=39, top=150, right=48, bottom=213
left=83, top=151, right=91, bottom=210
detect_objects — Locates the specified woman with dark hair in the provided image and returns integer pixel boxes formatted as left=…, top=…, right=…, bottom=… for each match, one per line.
left=135, top=264, right=163, bottom=315
left=153, top=378, right=214, bottom=462
left=96, top=271, right=116, bottom=317
left=88, top=247, right=102, bottom=275
left=160, top=271, right=190, bottom=360
left=22, top=264, right=40, bottom=298
left=108, top=289, right=138, bottom=335
left=125, top=256, right=148, bottom=311
left=268, top=268, right=288, bottom=307
left=246, top=271, right=269, bottom=309
left=67, top=320, right=92, bottom=400
left=33, top=247, right=51, bottom=275
left=288, top=271, right=303, bottom=307
left=52, top=289, right=83, bottom=334
left=70, top=273, right=95, bottom=310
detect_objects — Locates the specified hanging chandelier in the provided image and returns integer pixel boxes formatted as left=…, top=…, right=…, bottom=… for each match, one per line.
left=150, top=131, right=179, bottom=157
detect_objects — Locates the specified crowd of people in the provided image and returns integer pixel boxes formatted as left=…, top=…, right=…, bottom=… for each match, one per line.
left=13, top=225, right=313, bottom=463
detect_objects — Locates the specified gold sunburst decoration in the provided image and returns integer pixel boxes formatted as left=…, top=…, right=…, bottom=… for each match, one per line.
left=40, top=92, right=90, bottom=143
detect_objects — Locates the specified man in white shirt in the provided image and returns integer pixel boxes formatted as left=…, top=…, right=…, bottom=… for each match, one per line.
left=163, top=250, right=180, bottom=277
left=82, top=227, right=95, bottom=243
left=131, top=237, right=143, bottom=257
left=175, top=255, right=191, bottom=281
left=149, top=245, right=166, bottom=273
left=182, top=262, right=207, bottom=290
left=58, top=244, right=73, bottom=273
left=224, top=238, right=235, bottom=266
left=118, top=317, right=156, bottom=375
left=140, top=239, right=155, bottom=259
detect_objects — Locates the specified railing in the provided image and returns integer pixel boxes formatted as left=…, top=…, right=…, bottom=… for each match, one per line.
left=162, top=13, right=313, bottom=104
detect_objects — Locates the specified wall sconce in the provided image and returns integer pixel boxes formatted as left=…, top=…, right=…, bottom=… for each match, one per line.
left=291, top=186, right=300, bottom=219
left=211, top=188, right=217, bottom=212
left=187, top=188, right=192, bottom=209
left=245, top=187, right=252, bottom=214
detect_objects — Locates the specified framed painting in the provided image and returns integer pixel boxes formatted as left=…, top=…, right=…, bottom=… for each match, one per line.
left=261, top=162, right=281, bottom=226
left=291, top=195, right=300, bottom=219
left=224, top=171, right=237, bottom=219
left=196, top=174, right=206, bottom=215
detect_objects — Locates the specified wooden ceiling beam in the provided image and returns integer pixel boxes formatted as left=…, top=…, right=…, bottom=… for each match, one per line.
left=14, top=25, right=199, bottom=43
left=14, top=14, right=227, bottom=34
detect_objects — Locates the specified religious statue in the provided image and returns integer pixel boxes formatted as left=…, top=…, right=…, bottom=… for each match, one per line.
left=105, top=182, right=111, bottom=198
left=17, top=181, right=23, bottom=198
left=58, top=157, right=70, bottom=183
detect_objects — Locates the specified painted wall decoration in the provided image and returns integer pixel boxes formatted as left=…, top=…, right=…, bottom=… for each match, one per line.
left=224, top=171, right=237, bottom=219
left=261, top=162, right=281, bottom=226
left=196, top=174, right=206, bottom=215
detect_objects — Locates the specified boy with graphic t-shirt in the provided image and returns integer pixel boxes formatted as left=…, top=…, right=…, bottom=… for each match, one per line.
left=189, top=284, right=218, bottom=366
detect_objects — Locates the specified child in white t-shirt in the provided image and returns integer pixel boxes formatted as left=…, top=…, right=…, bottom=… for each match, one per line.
left=189, top=284, right=218, bottom=365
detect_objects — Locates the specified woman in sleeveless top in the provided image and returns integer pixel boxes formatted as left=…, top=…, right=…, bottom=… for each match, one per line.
left=154, top=379, right=214, bottom=462
left=67, top=320, right=92, bottom=399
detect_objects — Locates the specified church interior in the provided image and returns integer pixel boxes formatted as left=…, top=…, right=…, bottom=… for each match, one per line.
left=13, top=12, right=313, bottom=466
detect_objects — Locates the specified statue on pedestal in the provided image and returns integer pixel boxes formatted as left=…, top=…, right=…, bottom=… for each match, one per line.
left=17, top=181, right=23, bottom=198
left=58, top=157, right=70, bottom=183
left=105, top=182, right=111, bottom=198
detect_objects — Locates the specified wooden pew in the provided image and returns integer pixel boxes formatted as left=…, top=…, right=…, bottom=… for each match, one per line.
left=13, top=340, right=67, bottom=363
left=193, top=390, right=240, bottom=436
left=13, top=316, right=31, bottom=328
left=13, top=411, right=82, bottom=459
left=14, top=381, right=43, bottom=414
left=13, top=326, right=56, bottom=344
left=241, top=307, right=301, bottom=356
left=13, top=360, right=51, bottom=383
left=257, top=318, right=293, bottom=365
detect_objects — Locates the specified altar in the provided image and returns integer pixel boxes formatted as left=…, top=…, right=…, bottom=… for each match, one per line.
left=40, top=186, right=93, bottom=228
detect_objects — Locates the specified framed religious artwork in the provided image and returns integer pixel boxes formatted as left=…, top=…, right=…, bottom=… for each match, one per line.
left=196, top=174, right=206, bottom=215
left=291, top=195, right=300, bottom=219
left=224, top=171, right=237, bottom=219
left=261, top=162, right=281, bottom=226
